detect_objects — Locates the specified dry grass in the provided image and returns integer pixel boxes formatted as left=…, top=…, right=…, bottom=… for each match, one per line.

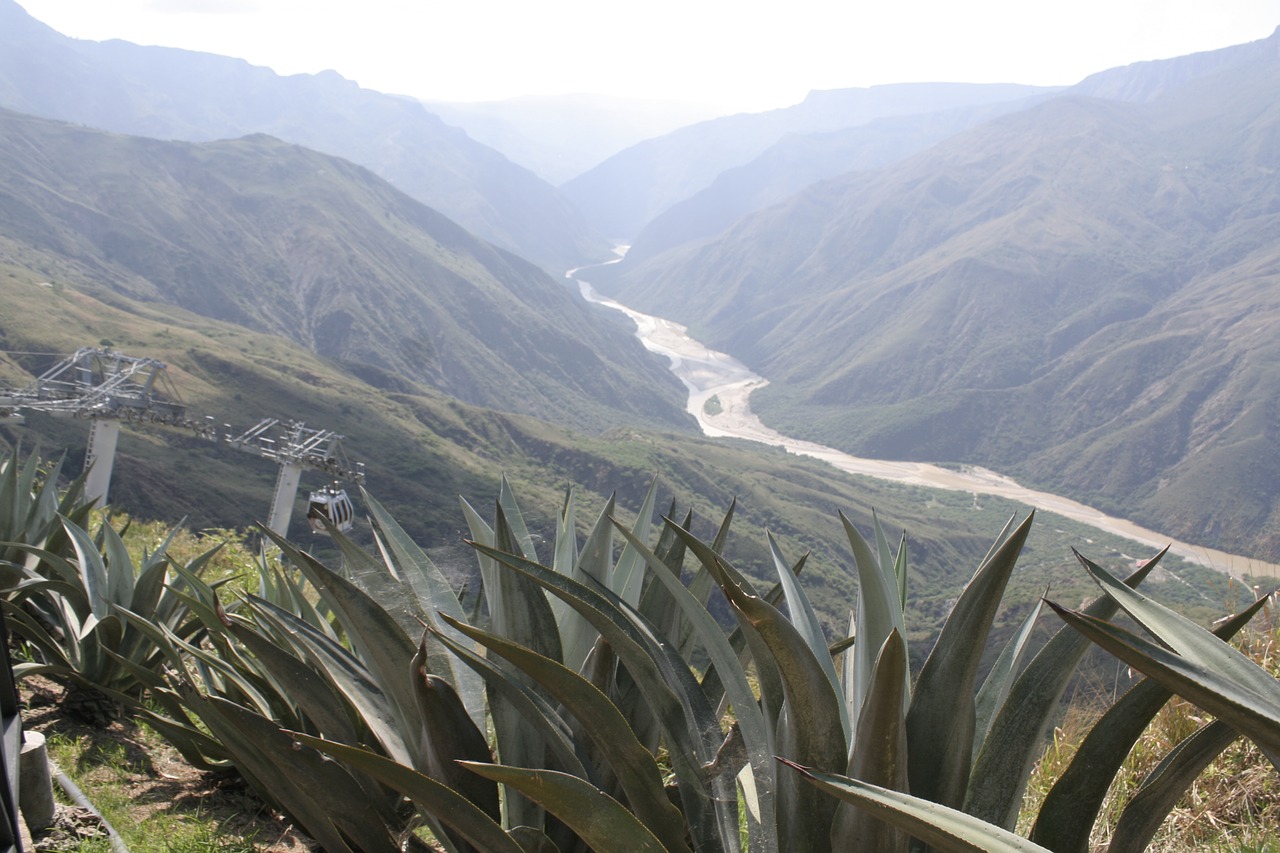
left=1021, top=603, right=1280, bottom=852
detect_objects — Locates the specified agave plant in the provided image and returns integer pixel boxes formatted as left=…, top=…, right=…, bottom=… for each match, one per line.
left=74, top=472, right=1275, bottom=853
left=0, top=448, right=93, bottom=581
left=795, top=554, right=1277, bottom=853
left=0, top=508, right=230, bottom=722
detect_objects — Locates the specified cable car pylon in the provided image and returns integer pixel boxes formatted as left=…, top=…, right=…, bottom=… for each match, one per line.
left=0, top=347, right=215, bottom=505
left=225, top=419, right=364, bottom=539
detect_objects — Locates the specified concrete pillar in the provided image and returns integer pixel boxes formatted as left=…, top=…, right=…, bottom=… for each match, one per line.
left=266, top=462, right=303, bottom=539
left=19, top=730, right=54, bottom=832
left=84, top=418, right=121, bottom=507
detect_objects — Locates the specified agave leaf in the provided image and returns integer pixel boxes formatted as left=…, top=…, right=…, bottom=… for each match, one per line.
left=99, top=522, right=137, bottom=611
left=440, top=614, right=691, bottom=853
left=833, top=629, right=909, bottom=853
left=610, top=476, right=660, bottom=608
left=131, top=698, right=231, bottom=769
left=120, top=605, right=277, bottom=715
left=842, top=512, right=908, bottom=736
left=1045, top=600, right=1280, bottom=755
left=1105, top=719, right=1239, bottom=853
left=224, top=617, right=362, bottom=745
left=484, top=506, right=565, bottom=830
left=329, top=511, right=488, bottom=734
left=193, top=693, right=402, bottom=853
left=468, top=540, right=733, bottom=853
left=614, top=519, right=779, bottom=853
left=1072, top=552, right=1280, bottom=698
left=262, top=530, right=422, bottom=744
left=637, top=507, right=701, bottom=660
left=459, top=763, right=681, bottom=853
left=964, top=552, right=1163, bottom=829
left=552, top=484, right=579, bottom=576
left=329, top=522, right=428, bottom=625
left=498, top=474, right=540, bottom=562
left=126, top=558, right=174, bottom=635
left=559, top=495, right=616, bottom=673
left=291, top=735, right=527, bottom=853
left=507, top=825, right=559, bottom=853
left=363, top=491, right=486, bottom=728
left=412, top=651, right=501, bottom=822
left=674, top=520, right=788, bottom=754
left=1030, top=593, right=1270, bottom=852
left=0, top=599, right=73, bottom=668
left=460, top=494, right=502, bottom=629
left=907, top=511, right=1033, bottom=809
left=431, top=628, right=589, bottom=781
left=691, top=532, right=845, bottom=853
left=245, top=596, right=413, bottom=764
left=769, top=531, right=848, bottom=742
left=872, top=512, right=907, bottom=611
left=973, top=599, right=1044, bottom=764
left=60, top=517, right=112, bottom=621
left=782, top=760, right=1054, bottom=853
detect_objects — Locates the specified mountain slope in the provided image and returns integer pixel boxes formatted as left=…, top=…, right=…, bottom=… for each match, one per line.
left=560, top=82, right=1054, bottom=238
left=619, top=97, right=1052, bottom=267
left=0, top=0, right=606, bottom=272
left=0, top=108, right=689, bottom=434
left=602, top=36, right=1280, bottom=560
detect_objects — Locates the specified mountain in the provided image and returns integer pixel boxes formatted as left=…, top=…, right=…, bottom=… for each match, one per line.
left=599, top=29, right=1280, bottom=561
left=619, top=97, right=1051, bottom=267
left=559, top=82, right=1055, bottom=238
left=421, top=94, right=724, bottom=184
left=0, top=108, right=690, bottom=434
left=0, top=0, right=606, bottom=272
left=1071, top=27, right=1280, bottom=101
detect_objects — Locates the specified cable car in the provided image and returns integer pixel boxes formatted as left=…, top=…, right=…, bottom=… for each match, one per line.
left=306, top=485, right=355, bottom=534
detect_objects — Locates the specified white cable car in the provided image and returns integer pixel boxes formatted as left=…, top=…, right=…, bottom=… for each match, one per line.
left=306, top=485, right=355, bottom=534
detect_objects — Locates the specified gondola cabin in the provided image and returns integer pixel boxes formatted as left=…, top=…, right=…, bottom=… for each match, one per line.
left=307, top=486, right=355, bottom=534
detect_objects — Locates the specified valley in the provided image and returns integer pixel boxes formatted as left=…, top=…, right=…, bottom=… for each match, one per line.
left=577, top=273, right=1280, bottom=580
left=2, top=5, right=1279, bottom=850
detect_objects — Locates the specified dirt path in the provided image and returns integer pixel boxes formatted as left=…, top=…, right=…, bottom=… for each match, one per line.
left=576, top=279, right=1280, bottom=581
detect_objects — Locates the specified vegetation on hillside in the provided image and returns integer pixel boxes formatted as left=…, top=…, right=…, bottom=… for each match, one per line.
left=2, top=451, right=1275, bottom=851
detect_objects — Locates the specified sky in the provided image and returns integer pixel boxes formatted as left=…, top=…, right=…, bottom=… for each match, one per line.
left=16, top=0, right=1280, bottom=114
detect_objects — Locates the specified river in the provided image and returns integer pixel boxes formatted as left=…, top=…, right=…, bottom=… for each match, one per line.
left=570, top=270, right=1280, bottom=581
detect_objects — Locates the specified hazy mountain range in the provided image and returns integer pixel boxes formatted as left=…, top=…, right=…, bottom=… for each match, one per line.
left=559, top=82, right=1058, bottom=238
left=421, top=94, right=725, bottom=184
left=0, top=0, right=1276, bottom=611
left=0, top=0, right=606, bottom=272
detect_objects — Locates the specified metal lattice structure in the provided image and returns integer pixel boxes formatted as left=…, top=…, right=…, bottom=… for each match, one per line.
left=0, top=348, right=186, bottom=420
left=226, top=419, right=364, bottom=537
left=0, top=348, right=215, bottom=504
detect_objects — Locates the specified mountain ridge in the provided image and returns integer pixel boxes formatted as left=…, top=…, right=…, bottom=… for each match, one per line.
left=0, top=0, right=606, bottom=272
left=559, top=82, right=1056, bottom=238
left=0, top=107, right=691, bottom=435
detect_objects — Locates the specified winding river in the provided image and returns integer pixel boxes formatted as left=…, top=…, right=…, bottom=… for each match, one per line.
left=570, top=270, right=1280, bottom=581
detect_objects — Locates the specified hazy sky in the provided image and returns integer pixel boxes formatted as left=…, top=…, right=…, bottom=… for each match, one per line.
left=17, top=0, right=1280, bottom=113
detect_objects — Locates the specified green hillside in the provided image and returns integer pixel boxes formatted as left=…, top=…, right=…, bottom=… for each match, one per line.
left=602, top=44, right=1280, bottom=562
left=0, top=108, right=689, bottom=436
